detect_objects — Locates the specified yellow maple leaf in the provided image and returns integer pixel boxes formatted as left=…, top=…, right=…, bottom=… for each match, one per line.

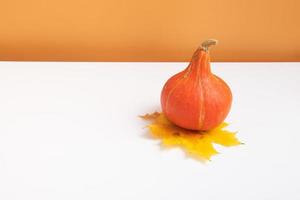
left=140, top=112, right=241, bottom=161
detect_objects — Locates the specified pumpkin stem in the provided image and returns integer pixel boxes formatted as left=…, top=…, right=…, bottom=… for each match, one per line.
left=200, top=39, right=218, bottom=52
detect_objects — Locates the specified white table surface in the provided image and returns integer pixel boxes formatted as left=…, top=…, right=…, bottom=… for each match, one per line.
left=0, top=62, right=299, bottom=200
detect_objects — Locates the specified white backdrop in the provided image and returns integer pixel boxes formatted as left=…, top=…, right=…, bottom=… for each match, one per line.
left=0, top=62, right=299, bottom=200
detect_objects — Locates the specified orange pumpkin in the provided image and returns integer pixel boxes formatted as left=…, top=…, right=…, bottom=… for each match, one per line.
left=161, top=39, right=232, bottom=131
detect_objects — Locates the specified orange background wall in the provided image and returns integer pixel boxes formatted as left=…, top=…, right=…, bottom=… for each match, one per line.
left=0, top=0, right=299, bottom=62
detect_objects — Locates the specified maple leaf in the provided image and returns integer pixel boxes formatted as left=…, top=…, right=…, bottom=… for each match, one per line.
left=139, top=112, right=160, bottom=120
left=141, top=112, right=241, bottom=161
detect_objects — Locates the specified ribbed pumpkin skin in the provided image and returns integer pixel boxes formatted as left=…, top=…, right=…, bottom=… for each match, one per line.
left=161, top=49, right=232, bottom=131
